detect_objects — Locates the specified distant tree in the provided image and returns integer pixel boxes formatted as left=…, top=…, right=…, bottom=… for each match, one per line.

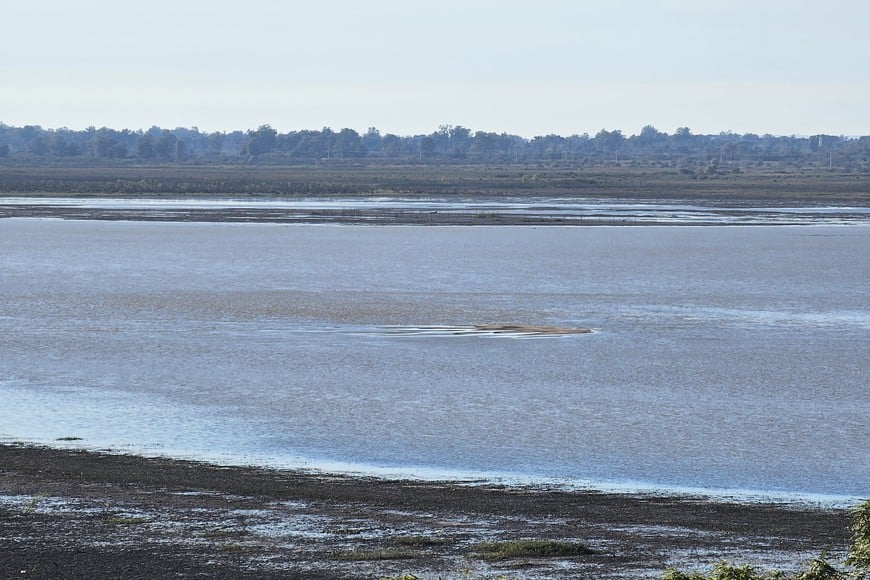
left=449, top=125, right=471, bottom=158
left=49, top=135, right=79, bottom=156
left=419, top=135, right=436, bottom=160
left=155, top=131, right=178, bottom=161
left=381, top=133, right=400, bottom=157
left=0, top=120, right=866, bottom=168
left=595, top=129, right=625, bottom=162
left=529, top=134, right=566, bottom=160
left=431, top=125, right=451, bottom=155
left=28, top=136, right=49, bottom=156
left=0, top=144, right=9, bottom=157
left=243, top=124, right=277, bottom=156
left=175, top=139, right=186, bottom=162
left=206, top=132, right=224, bottom=154
left=334, top=128, right=364, bottom=158
left=19, top=125, right=41, bottom=151
left=320, top=127, right=335, bottom=159
left=224, top=131, right=245, bottom=156
left=363, top=127, right=381, bottom=155
left=637, top=125, right=666, bottom=149
left=279, top=130, right=309, bottom=158
left=720, top=141, right=737, bottom=163
left=164, top=127, right=202, bottom=156
left=671, top=127, right=694, bottom=155
left=137, top=134, right=156, bottom=159
left=94, top=134, right=127, bottom=158
left=471, top=131, right=498, bottom=161
left=559, top=133, right=589, bottom=162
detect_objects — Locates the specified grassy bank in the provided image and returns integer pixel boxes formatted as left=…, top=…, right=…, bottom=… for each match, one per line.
left=0, top=163, right=867, bottom=204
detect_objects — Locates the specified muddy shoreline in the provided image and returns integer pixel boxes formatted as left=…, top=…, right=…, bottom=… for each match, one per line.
left=2, top=202, right=867, bottom=226
left=0, top=202, right=612, bottom=226
left=0, top=444, right=854, bottom=578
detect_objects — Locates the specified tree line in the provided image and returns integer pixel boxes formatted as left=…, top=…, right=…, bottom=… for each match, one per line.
left=1, top=123, right=868, bottom=171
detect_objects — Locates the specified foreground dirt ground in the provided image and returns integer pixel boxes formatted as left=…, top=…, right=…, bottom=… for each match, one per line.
left=0, top=444, right=853, bottom=579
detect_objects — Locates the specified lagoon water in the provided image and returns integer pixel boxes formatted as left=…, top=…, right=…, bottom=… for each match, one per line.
left=1, top=219, right=868, bottom=502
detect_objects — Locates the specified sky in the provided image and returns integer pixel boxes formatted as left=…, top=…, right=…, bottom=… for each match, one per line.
left=3, top=0, right=869, bottom=137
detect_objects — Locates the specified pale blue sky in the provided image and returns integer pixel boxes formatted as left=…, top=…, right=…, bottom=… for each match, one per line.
left=3, top=0, right=868, bottom=136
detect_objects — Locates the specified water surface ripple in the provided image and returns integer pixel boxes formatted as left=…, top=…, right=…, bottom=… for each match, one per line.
left=1, top=220, right=867, bottom=503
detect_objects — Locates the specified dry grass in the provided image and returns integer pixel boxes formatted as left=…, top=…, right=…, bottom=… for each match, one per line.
left=0, top=163, right=866, bottom=203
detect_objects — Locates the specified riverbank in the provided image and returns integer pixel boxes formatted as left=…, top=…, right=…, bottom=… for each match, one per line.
left=0, top=164, right=867, bottom=205
left=0, top=444, right=854, bottom=579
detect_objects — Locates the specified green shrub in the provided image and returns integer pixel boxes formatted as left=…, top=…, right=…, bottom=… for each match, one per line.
left=793, top=555, right=841, bottom=580
left=846, top=500, right=870, bottom=576
left=662, top=562, right=784, bottom=580
left=393, top=535, right=451, bottom=547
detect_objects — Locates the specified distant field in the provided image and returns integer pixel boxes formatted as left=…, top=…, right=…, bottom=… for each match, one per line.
left=0, top=163, right=867, bottom=204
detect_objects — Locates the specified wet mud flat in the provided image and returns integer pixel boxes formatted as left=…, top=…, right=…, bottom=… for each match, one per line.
left=0, top=202, right=601, bottom=225
left=3, top=201, right=867, bottom=226
left=0, top=444, right=852, bottom=579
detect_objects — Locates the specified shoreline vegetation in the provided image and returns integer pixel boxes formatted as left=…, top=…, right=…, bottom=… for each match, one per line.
left=0, top=164, right=867, bottom=205
left=0, top=443, right=861, bottom=579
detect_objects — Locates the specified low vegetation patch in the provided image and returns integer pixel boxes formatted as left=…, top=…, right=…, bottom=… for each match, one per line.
left=334, top=548, right=419, bottom=561
left=393, top=535, right=452, bottom=548
left=470, top=539, right=595, bottom=561
left=22, top=494, right=46, bottom=514
left=662, top=560, right=835, bottom=580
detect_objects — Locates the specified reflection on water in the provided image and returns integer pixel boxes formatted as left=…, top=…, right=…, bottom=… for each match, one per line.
left=0, top=220, right=868, bottom=502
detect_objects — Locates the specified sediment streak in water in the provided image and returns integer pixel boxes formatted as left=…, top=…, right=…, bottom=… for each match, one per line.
left=374, top=324, right=593, bottom=338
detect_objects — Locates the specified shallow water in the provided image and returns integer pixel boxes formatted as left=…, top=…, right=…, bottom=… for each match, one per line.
left=1, top=220, right=868, bottom=502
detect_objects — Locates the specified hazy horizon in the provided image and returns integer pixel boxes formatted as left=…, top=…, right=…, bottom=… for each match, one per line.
left=4, top=1, right=869, bottom=138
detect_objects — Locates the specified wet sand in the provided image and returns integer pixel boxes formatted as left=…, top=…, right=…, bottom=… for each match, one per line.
left=0, top=444, right=853, bottom=579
